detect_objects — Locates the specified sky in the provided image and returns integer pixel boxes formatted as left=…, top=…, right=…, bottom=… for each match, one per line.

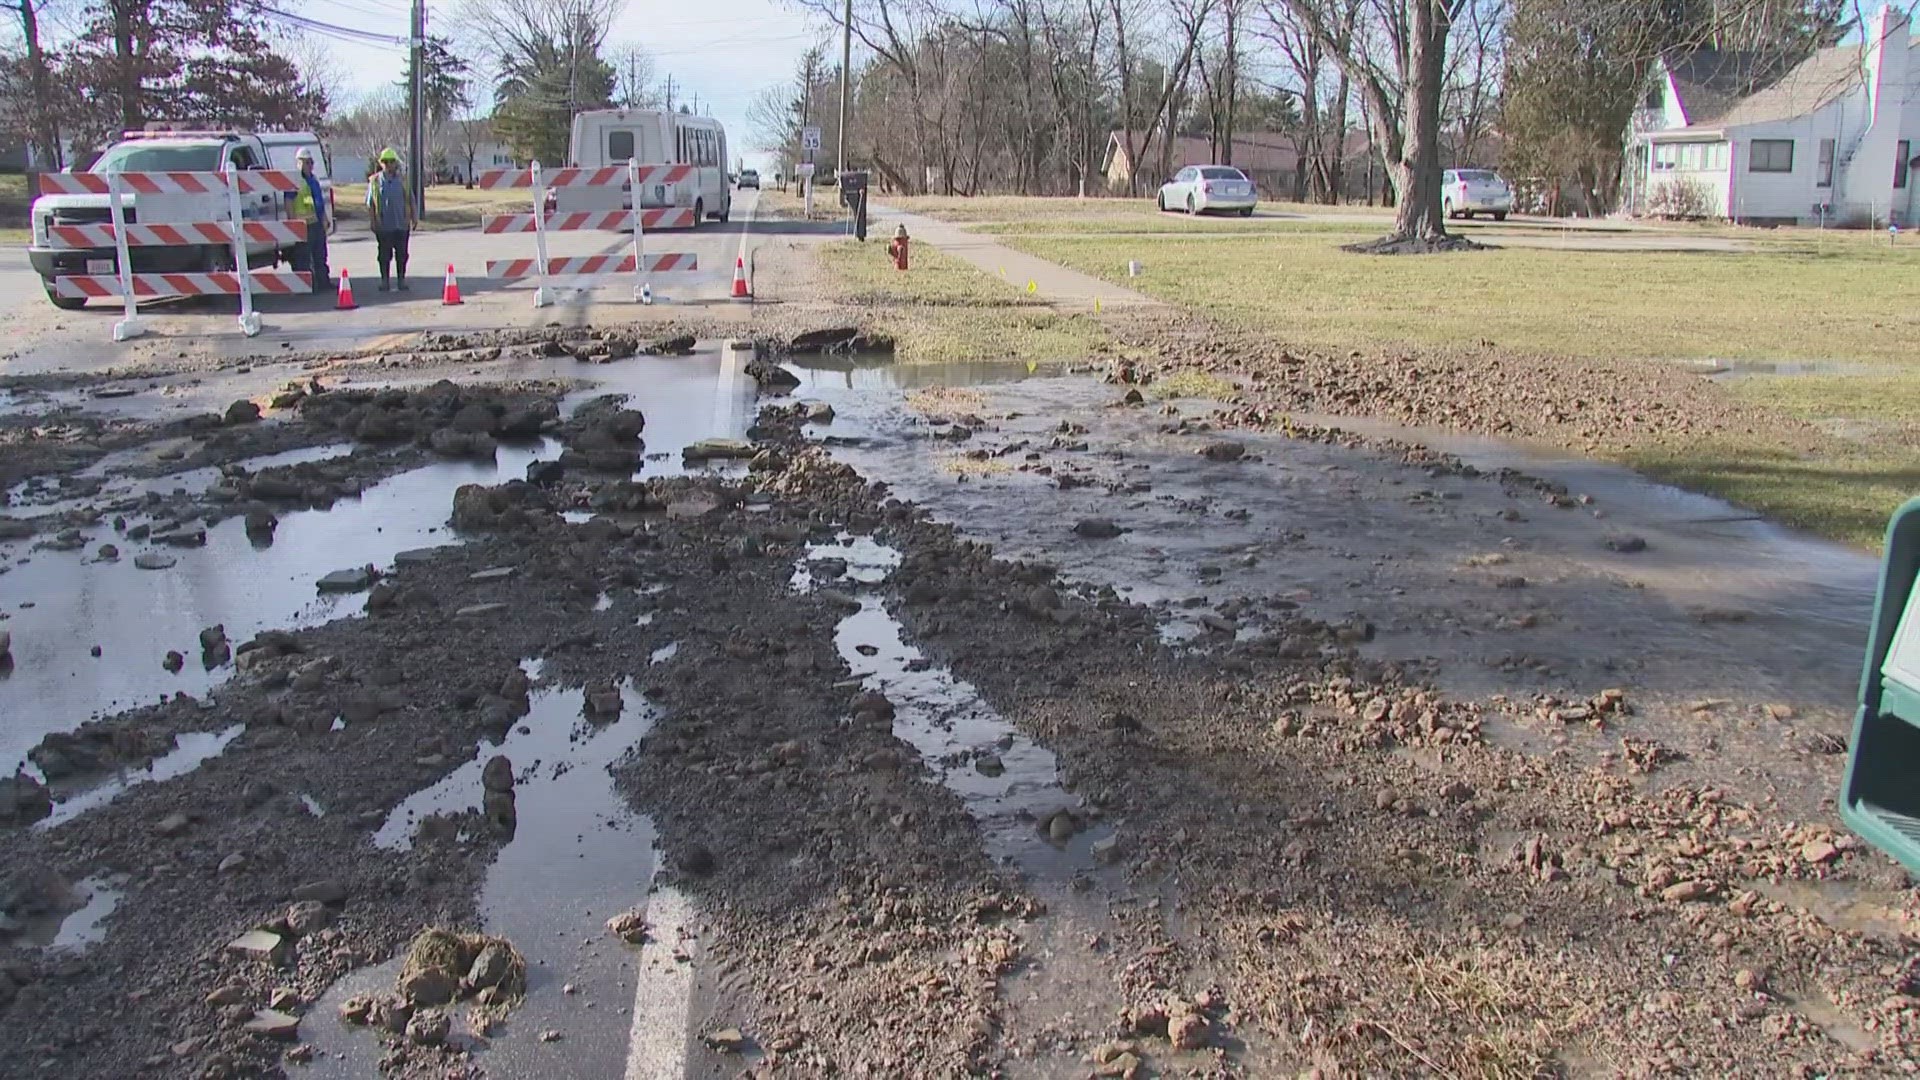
left=297, top=0, right=826, bottom=170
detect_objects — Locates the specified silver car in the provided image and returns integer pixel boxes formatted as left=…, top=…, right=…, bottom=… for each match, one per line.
left=1157, top=165, right=1258, bottom=216
left=1442, top=169, right=1513, bottom=221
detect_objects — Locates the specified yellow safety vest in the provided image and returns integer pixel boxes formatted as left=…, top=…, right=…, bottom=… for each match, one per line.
left=291, top=178, right=317, bottom=221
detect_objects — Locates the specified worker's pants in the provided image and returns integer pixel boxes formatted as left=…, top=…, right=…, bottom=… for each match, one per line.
left=293, top=220, right=330, bottom=292
left=374, top=229, right=410, bottom=284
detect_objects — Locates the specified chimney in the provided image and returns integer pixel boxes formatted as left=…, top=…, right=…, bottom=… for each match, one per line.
left=1866, top=4, right=1910, bottom=124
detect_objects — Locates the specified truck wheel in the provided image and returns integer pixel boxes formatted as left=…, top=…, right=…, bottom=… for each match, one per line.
left=44, top=279, right=85, bottom=310
left=693, top=199, right=704, bottom=227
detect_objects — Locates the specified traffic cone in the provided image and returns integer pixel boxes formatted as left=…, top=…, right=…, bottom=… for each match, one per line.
left=335, top=268, right=357, bottom=310
left=441, top=264, right=463, bottom=305
left=730, top=256, right=750, bottom=299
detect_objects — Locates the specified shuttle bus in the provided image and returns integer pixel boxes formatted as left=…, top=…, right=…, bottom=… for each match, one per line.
left=561, top=109, right=731, bottom=225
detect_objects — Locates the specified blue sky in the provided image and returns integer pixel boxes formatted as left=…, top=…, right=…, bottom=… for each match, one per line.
left=301, top=0, right=824, bottom=168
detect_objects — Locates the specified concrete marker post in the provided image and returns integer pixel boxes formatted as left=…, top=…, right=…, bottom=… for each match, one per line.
left=224, top=162, right=261, bottom=337
left=106, top=172, right=144, bottom=342
left=531, top=161, right=554, bottom=309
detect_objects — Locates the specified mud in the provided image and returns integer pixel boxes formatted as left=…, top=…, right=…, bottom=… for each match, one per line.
left=0, top=329, right=1908, bottom=1080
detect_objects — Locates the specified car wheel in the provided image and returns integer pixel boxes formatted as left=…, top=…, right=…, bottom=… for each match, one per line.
left=1156, top=192, right=1166, bottom=212
left=1240, top=206, right=1254, bottom=218
left=44, top=278, right=85, bottom=310
left=1186, top=195, right=1196, bottom=215
left=1493, top=211, right=1508, bottom=222
left=1462, top=210, right=1474, bottom=220
left=1442, top=199, right=1455, bottom=219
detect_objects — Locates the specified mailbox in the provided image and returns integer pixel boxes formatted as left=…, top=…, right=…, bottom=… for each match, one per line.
left=838, top=171, right=869, bottom=208
left=1842, top=497, right=1920, bottom=873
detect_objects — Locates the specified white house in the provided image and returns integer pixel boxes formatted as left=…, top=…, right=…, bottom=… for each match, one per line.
left=1625, top=5, right=1920, bottom=226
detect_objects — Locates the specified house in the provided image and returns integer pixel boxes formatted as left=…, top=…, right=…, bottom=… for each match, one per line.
left=1101, top=130, right=1300, bottom=196
left=1624, top=5, right=1920, bottom=226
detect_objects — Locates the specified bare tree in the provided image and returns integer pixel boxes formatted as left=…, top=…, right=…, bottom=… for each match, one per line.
left=1273, top=0, right=1471, bottom=245
left=608, top=42, right=657, bottom=107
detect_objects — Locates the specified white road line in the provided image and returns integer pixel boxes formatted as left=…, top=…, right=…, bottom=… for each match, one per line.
left=623, top=885, right=698, bottom=1080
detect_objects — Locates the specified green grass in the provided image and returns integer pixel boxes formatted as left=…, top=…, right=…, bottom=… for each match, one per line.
left=1627, top=437, right=1920, bottom=549
left=1005, top=231, right=1920, bottom=366
left=0, top=174, right=28, bottom=232
left=814, top=239, right=1107, bottom=364
left=886, top=193, right=1389, bottom=224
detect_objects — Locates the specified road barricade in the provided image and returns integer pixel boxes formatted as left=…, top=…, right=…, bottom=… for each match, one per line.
left=39, top=168, right=308, bottom=341
left=473, top=161, right=698, bottom=307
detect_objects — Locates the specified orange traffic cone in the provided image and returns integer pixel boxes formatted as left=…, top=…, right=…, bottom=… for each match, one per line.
left=441, top=264, right=463, bottom=306
left=335, top=268, right=357, bottom=310
left=730, top=256, right=750, bottom=299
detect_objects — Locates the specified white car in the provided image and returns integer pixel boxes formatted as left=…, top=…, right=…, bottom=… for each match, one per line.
left=1442, top=169, right=1513, bottom=221
left=1157, top=165, right=1257, bottom=216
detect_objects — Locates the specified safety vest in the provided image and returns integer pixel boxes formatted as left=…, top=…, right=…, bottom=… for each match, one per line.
left=366, top=173, right=409, bottom=230
left=291, top=176, right=317, bottom=221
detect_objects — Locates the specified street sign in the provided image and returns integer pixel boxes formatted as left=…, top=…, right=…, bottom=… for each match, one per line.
left=798, top=162, right=816, bottom=178
left=801, top=126, right=822, bottom=151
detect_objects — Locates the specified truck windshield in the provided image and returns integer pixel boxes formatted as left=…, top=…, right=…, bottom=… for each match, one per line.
left=89, top=144, right=223, bottom=174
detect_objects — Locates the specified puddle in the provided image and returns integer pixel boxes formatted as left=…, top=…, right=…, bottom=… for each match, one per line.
left=0, top=443, right=559, bottom=773
left=1683, top=358, right=1878, bottom=379
left=787, top=353, right=1074, bottom=393
left=315, top=678, right=663, bottom=1076
left=5, top=441, right=355, bottom=517
left=647, top=642, right=678, bottom=665
left=4, top=872, right=129, bottom=952
left=790, top=533, right=902, bottom=592
left=807, top=538, right=1104, bottom=873
left=806, top=376, right=1874, bottom=717
left=36, top=724, right=245, bottom=829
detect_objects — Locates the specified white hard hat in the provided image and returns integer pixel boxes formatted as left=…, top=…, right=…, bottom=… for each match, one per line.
left=295, top=147, right=315, bottom=162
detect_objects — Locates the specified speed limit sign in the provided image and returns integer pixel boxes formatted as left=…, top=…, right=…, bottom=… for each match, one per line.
left=801, top=125, right=822, bottom=151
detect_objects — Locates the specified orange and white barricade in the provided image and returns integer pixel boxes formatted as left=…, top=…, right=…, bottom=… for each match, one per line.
left=474, top=161, right=697, bottom=307
left=39, top=168, right=307, bottom=341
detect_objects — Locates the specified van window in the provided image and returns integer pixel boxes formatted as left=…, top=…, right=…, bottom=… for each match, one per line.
left=608, top=130, right=634, bottom=162
left=228, top=145, right=258, bottom=170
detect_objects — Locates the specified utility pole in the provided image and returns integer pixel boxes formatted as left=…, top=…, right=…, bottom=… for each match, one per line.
left=837, top=0, right=851, bottom=174
left=409, top=0, right=425, bottom=215
left=664, top=73, right=675, bottom=113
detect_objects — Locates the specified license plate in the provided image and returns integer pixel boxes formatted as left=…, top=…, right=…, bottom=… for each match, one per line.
left=86, top=259, right=113, bottom=274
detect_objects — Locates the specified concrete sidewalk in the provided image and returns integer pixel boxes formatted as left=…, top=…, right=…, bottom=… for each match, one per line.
left=871, top=205, right=1159, bottom=311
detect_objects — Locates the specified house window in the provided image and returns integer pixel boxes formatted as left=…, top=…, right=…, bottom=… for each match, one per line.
left=1898, top=140, right=1911, bottom=189
left=1818, top=139, right=1835, bottom=187
left=1750, top=139, right=1794, bottom=173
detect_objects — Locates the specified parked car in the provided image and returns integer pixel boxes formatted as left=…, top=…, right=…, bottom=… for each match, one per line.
left=28, top=129, right=304, bottom=310
left=737, top=168, right=760, bottom=189
left=1442, top=169, right=1513, bottom=221
left=1157, top=165, right=1257, bottom=216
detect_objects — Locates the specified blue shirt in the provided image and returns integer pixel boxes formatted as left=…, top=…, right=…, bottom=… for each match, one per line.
left=368, top=172, right=409, bottom=231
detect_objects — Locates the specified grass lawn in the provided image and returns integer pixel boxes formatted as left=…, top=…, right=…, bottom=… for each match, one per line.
left=331, top=184, right=531, bottom=232
left=1004, top=230, right=1920, bottom=366
left=814, top=239, right=1107, bottom=364
left=885, top=193, right=1390, bottom=224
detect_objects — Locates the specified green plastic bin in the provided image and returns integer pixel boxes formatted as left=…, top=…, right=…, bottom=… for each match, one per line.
left=1841, top=496, right=1920, bottom=875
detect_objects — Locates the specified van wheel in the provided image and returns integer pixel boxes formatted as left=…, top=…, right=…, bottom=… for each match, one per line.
left=693, top=199, right=704, bottom=226
left=44, top=278, right=85, bottom=310
left=717, top=198, right=730, bottom=223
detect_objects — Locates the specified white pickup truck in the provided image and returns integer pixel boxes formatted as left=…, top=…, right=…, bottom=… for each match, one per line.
left=28, top=131, right=305, bottom=309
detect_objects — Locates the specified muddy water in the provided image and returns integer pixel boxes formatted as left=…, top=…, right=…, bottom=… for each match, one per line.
left=0, top=443, right=559, bottom=773
left=5, top=442, right=355, bottom=516
left=37, top=725, right=244, bottom=829
left=794, top=373, right=1874, bottom=813
left=798, top=537, right=1106, bottom=874
left=315, top=679, right=663, bottom=1076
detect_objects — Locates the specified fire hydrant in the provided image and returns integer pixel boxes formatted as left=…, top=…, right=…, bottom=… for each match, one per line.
left=887, top=225, right=910, bottom=271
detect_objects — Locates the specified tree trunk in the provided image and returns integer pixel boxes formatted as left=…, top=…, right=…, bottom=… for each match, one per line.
left=16, top=0, right=60, bottom=168
left=1388, top=0, right=1447, bottom=241
left=1221, top=0, right=1236, bottom=166
left=113, top=0, right=142, bottom=133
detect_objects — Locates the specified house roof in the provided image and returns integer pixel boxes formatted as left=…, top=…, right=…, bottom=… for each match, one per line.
left=1663, top=49, right=1773, bottom=126
left=1711, top=43, right=1870, bottom=128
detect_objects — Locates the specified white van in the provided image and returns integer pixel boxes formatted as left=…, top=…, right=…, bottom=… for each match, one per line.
left=562, top=109, right=731, bottom=224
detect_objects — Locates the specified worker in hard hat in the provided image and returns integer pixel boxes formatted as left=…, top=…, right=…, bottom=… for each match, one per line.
left=285, top=147, right=330, bottom=293
left=365, top=148, right=417, bottom=292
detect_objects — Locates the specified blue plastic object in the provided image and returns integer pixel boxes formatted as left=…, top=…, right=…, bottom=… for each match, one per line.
left=1841, top=497, right=1920, bottom=875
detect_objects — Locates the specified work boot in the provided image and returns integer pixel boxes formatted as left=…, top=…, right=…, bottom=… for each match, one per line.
left=396, top=279, right=410, bottom=292
left=378, top=278, right=390, bottom=293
